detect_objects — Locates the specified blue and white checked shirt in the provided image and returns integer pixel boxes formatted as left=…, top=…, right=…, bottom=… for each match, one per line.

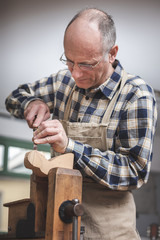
left=5, top=60, right=157, bottom=190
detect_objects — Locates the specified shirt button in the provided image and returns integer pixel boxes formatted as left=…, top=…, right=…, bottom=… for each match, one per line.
left=85, top=96, right=89, bottom=100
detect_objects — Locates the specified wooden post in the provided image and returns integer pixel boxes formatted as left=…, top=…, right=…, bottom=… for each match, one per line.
left=30, top=174, right=48, bottom=234
left=45, top=168, right=82, bottom=240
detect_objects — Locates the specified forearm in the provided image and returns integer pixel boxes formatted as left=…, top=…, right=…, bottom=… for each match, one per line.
left=66, top=138, right=152, bottom=190
left=5, top=77, right=54, bottom=118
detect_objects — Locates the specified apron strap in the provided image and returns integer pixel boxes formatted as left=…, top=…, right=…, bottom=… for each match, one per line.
left=63, top=84, right=76, bottom=121
left=101, top=70, right=128, bottom=123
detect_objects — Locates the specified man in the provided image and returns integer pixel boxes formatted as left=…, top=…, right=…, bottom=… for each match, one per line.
left=6, top=8, right=157, bottom=239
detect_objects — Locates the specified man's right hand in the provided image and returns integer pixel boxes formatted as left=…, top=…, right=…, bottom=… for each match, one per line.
left=24, top=100, right=50, bottom=128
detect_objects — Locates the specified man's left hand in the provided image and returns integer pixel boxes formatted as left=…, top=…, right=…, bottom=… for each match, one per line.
left=33, top=120, right=68, bottom=153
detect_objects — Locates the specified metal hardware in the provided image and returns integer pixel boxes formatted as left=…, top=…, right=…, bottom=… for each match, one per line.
left=59, top=199, right=84, bottom=240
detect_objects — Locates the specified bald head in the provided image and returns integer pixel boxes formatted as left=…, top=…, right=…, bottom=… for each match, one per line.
left=64, top=18, right=103, bottom=57
left=64, top=8, right=116, bottom=53
left=62, top=8, right=118, bottom=89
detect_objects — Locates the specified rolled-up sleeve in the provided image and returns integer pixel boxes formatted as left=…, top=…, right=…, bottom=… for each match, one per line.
left=5, top=76, right=56, bottom=118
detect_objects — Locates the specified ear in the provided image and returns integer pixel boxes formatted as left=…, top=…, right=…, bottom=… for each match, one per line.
left=109, top=45, right=118, bottom=64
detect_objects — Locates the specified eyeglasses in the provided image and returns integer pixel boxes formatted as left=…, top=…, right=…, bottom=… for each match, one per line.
left=60, top=53, right=105, bottom=71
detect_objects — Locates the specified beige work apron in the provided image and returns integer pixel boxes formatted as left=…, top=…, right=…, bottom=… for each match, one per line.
left=59, top=70, right=140, bottom=240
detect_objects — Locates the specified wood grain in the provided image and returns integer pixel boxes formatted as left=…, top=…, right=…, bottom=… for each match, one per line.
left=24, top=151, right=74, bottom=177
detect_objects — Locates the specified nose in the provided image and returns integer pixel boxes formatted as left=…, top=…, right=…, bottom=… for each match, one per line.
left=70, top=64, right=83, bottom=80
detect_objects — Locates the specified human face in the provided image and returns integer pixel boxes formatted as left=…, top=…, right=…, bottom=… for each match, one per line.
left=64, top=52, right=110, bottom=89
left=64, top=19, right=114, bottom=89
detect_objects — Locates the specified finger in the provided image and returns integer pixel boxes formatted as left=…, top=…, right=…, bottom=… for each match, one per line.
left=33, top=111, right=48, bottom=128
left=26, top=113, right=38, bottom=128
left=34, top=134, right=62, bottom=146
left=24, top=106, right=39, bottom=128
left=34, top=119, right=60, bottom=135
left=34, top=135, right=53, bottom=145
left=32, top=109, right=50, bottom=129
left=34, top=125, right=58, bottom=140
left=24, top=101, right=50, bottom=128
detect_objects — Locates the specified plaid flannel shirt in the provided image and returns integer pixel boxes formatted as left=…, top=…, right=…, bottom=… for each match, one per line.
left=5, top=60, right=157, bottom=190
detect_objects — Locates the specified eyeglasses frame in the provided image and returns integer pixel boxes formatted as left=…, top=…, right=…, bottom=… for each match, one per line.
left=59, top=52, right=107, bottom=71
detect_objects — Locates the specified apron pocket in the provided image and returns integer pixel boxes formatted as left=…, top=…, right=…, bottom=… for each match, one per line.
left=69, top=136, right=104, bottom=151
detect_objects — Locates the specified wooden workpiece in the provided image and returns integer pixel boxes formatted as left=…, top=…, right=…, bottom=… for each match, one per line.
left=24, top=150, right=74, bottom=177
left=0, top=151, right=83, bottom=240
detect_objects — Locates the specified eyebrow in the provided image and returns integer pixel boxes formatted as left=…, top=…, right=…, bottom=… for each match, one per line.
left=66, top=55, right=97, bottom=65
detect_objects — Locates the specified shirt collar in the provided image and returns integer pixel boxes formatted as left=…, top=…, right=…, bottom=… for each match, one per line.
left=99, top=60, right=123, bottom=99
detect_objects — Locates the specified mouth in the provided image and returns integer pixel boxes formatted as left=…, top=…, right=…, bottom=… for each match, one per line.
left=76, top=78, right=88, bottom=83
left=75, top=79, right=92, bottom=89
left=76, top=79, right=89, bottom=87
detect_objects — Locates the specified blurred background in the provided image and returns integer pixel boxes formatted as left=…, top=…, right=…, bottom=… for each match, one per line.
left=0, top=0, right=160, bottom=239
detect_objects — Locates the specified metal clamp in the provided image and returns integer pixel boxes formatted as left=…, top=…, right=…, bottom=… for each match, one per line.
left=59, top=199, right=84, bottom=240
